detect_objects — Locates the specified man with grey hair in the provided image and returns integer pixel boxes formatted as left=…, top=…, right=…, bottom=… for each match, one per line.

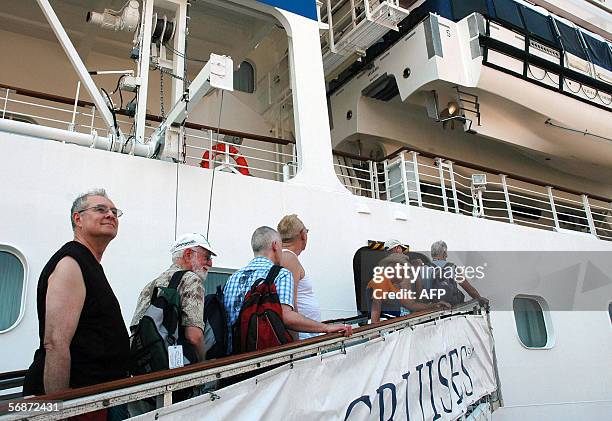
left=426, top=240, right=488, bottom=305
left=131, top=233, right=216, bottom=364
left=224, top=226, right=351, bottom=354
left=23, top=189, right=130, bottom=408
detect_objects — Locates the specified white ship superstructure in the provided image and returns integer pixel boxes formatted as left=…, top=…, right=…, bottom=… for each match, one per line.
left=0, top=0, right=611, bottom=420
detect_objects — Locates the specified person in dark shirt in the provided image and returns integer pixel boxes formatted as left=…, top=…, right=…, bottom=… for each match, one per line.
left=23, top=188, right=130, bottom=407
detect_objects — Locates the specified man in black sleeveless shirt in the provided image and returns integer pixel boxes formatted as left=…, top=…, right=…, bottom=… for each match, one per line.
left=23, top=189, right=130, bottom=398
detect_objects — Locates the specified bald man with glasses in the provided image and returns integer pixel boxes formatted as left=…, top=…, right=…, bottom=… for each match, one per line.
left=23, top=188, right=130, bottom=407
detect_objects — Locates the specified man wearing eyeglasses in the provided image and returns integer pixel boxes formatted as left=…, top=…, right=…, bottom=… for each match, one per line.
left=23, top=188, right=130, bottom=406
left=130, top=233, right=215, bottom=365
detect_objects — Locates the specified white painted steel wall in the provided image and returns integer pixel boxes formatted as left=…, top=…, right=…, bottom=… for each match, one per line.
left=1, top=132, right=611, bottom=420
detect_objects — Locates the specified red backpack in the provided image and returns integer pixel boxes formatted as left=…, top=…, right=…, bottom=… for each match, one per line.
left=232, top=265, right=294, bottom=354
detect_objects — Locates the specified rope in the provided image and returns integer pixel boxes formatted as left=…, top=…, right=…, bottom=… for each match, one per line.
left=206, top=90, right=225, bottom=239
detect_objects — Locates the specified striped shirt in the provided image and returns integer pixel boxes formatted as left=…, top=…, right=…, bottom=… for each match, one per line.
left=223, top=256, right=294, bottom=353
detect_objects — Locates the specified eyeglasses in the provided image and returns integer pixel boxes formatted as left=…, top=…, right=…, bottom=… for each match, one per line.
left=193, top=249, right=213, bottom=261
left=78, top=205, right=123, bottom=218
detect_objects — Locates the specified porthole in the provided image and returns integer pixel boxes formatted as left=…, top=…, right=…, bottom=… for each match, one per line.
left=513, top=295, right=553, bottom=349
left=0, top=247, right=27, bottom=333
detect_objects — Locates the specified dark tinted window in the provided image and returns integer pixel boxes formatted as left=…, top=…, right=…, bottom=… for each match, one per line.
left=581, top=32, right=612, bottom=70
left=555, top=19, right=587, bottom=60
left=520, top=6, right=558, bottom=47
left=0, top=251, right=24, bottom=331
left=451, top=0, right=489, bottom=21
left=513, top=297, right=548, bottom=348
left=492, top=0, right=524, bottom=30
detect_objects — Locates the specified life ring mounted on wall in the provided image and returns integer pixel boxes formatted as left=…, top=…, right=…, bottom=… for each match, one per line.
left=200, top=143, right=251, bottom=176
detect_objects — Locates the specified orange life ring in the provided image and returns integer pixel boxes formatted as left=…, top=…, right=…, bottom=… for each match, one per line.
left=200, top=143, right=251, bottom=176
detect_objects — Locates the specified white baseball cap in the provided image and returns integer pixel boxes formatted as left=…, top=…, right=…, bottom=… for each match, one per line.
left=384, top=239, right=408, bottom=252
left=170, top=233, right=217, bottom=256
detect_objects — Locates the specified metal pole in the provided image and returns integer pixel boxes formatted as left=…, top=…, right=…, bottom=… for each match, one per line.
left=135, top=0, right=155, bottom=144
left=547, top=186, right=560, bottom=230
left=582, top=195, right=597, bottom=236
left=447, top=161, right=460, bottom=213
left=36, top=0, right=119, bottom=137
left=326, top=0, right=335, bottom=52
left=89, top=106, right=96, bottom=135
left=2, top=88, right=9, bottom=119
left=172, top=0, right=187, bottom=106
left=411, top=151, right=422, bottom=207
left=383, top=160, right=390, bottom=201
left=373, top=161, right=380, bottom=200
left=437, top=158, right=448, bottom=212
left=69, top=81, right=81, bottom=132
left=500, top=174, right=514, bottom=223
left=400, top=152, right=410, bottom=205
left=368, top=160, right=375, bottom=199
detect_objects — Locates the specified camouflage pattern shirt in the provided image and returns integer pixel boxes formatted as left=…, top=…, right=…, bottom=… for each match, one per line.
left=130, top=264, right=205, bottom=332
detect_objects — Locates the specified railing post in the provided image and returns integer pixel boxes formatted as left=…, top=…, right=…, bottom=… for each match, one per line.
left=373, top=161, right=380, bottom=200
left=410, top=151, right=422, bottom=207
left=69, top=81, right=81, bottom=132
left=368, top=160, right=376, bottom=199
left=500, top=174, right=514, bottom=224
left=2, top=88, right=9, bottom=119
left=89, top=105, right=96, bottom=135
left=582, top=195, right=597, bottom=236
left=383, top=159, right=390, bottom=201
left=436, top=158, right=449, bottom=212
left=400, top=152, right=410, bottom=205
left=547, top=186, right=560, bottom=230
left=447, top=161, right=460, bottom=213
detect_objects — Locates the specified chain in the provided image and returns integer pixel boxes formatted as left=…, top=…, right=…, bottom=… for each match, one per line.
left=158, top=66, right=189, bottom=83
left=159, top=68, right=165, bottom=119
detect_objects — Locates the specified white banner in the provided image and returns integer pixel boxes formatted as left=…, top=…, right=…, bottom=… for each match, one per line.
left=134, top=315, right=497, bottom=421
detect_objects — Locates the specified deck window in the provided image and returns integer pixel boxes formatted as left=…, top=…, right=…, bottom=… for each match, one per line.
left=554, top=20, right=588, bottom=60
left=581, top=32, right=612, bottom=71
left=513, top=296, right=549, bottom=348
left=450, top=0, right=488, bottom=21
left=492, top=0, right=524, bottom=31
left=0, top=250, right=25, bottom=332
left=205, top=268, right=235, bottom=293
left=234, top=61, right=255, bottom=94
left=520, top=7, right=558, bottom=47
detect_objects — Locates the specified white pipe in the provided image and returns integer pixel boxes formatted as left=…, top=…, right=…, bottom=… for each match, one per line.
left=35, top=0, right=120, bottom=139
left=0, top=118, right=151, bottom=157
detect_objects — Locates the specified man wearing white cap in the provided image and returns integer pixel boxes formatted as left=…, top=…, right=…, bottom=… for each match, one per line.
left=130, top=233, right=216, bottom=363
left=384, top=239, right=408, bottom=254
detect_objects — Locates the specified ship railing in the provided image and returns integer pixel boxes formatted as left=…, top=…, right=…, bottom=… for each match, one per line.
left=0, top=302, right=494, bottom=419
left=0, top=83, right=302, bottom=181
left=334, top=148, right=612, bottom=241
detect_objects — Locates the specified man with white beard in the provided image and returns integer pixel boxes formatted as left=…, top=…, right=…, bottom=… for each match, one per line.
left=130, top=233, right=215, bottom=363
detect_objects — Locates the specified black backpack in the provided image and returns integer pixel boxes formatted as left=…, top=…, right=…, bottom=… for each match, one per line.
left=427, top=262, right=465, bottom=305
left=130, top=270, right=193, bottom=375
left=203, top=285, right=228, bottom=359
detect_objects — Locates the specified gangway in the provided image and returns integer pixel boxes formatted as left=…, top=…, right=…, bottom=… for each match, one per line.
left=0, top=302, right=500, bottom=420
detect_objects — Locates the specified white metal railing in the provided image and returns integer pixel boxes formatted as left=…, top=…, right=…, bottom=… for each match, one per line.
left=333, top=150, right=612, bottom=242
left=183, top=131, right=296, bottom=181
left=0, top=85, right=297, bottom=181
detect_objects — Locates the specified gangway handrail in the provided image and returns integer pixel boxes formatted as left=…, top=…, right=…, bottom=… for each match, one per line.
left=0, top=302, right=485, bottom=417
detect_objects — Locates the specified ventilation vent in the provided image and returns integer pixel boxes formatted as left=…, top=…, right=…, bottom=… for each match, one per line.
left=361, top=74, right=399, bottom=101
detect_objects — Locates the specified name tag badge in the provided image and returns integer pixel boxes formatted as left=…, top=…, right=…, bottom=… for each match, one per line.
left=168, top=345, right=184, bottom=369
